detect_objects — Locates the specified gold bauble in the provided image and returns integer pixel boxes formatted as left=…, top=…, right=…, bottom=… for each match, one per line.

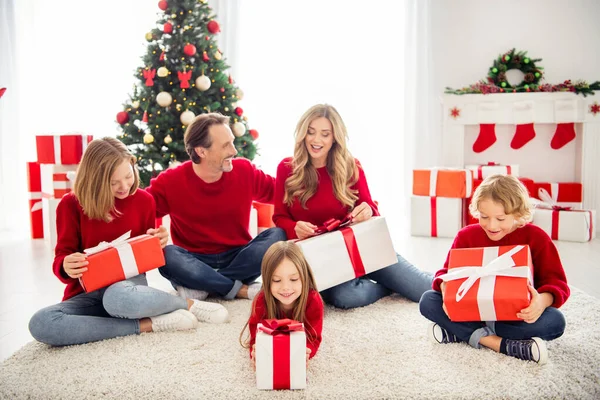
left=164, top=135, right=173, bottom=144
left=132, top=101, right=140, bottom=109
left=157, top=67, right=169, bottom=77
left=143, top=133, right=155, bottom=144
left=214, top=51, right=222, bottom=60
left=176, top=104, right=182, bottom=111
left=145, top=32, right=153, bottom=41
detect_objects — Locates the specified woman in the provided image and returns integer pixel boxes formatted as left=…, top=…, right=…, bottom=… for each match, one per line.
left=273, top=104, right=432, bottom=309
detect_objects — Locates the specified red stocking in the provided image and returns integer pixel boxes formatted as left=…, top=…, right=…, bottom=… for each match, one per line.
left=473, top=124, right=497, bottom=153
left=551, top=123, right=576, bottom=149
left=510, top=123, right=536, bottom=149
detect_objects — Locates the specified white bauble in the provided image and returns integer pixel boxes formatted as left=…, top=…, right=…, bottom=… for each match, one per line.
left=232, top=122, right=246, bottom=137
left=157, top=67, right=169, bottom=77
left=180, top=110, right=196, bottom=125
left=131, top=100, right=140, bottom=109
left=195, top=75, right=211, bottom=91
left=235, top=88, right=244, bottom=100
left=156, top=92, right=173, bottom=107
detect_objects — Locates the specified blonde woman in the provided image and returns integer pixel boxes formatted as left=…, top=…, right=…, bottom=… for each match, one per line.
left=29, top=137, right=229, bottom=347
left=273, top=104, right=432, bottom=309
left=420, top=174, right=569, bottom=364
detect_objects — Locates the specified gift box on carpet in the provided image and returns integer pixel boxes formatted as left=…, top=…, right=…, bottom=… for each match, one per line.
left=80, top=232, right=165, bottom=292
left=36, top=134, right=92, bottom=165
left=295, top=217, right=397, bottom=291
left=256, top=319, right=306, bottom=390
left=412, top=168, right=474, bottom=198
left=411, top=196, right=463, bottom=238
left=531, top=208, right=595, bottom=242
left=534, top=183, right=583, bottom=209
left=42, top=197, right=61, bottom=249
left=253, top=202, right=275, bottom=233
left=466, top=162, right=519, bottom=180
left=439, top=245, right=534, bottom=322
left=27, top=162, right=44, bottom=239
left=40, top=164, right=77, bottom=198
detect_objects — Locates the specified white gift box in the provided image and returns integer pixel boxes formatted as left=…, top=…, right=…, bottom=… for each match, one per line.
left=42, top=197, right=61, bottom=250
left=295, top=217, right=397, bottom=291
left=40, top=164, right=77, bottom=198
left=411, top=196, right=463, bottom=238
left=256, top=321, right=306, bottom=390
left=466, top=163, right=519, bottom=180
left=532, top=208, right=596, bottom=242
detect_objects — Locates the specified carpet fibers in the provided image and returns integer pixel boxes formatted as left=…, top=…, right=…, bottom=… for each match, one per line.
left=1, top=287, right=599, bottom=399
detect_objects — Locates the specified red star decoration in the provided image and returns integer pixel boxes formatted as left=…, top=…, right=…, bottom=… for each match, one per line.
left=590, top=102, right=600, bottom=116
left=450, top=107, right=461, bottom=119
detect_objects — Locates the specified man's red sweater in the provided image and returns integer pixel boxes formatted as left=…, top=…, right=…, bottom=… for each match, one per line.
left=53, top=190, right=156, bottom=301
left=273, top=157, right=379, bottom=239
left=145, top=159, right=275, bottom=254
left=433, top=223, right=570, bottom=308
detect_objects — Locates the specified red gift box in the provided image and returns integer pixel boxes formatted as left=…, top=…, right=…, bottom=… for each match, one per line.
left=534, top=183, right=582, bottom=203
left=439, top=245, right=533, bottom=321
left=52, top=172, right=73, bottom=198
left=27, top=162, right=44, bottom=239
left=80, top=232, right=165, bottom=292
left=36, top=134, right=93, bottom=165
left=253, top=202, right=275, bottom=233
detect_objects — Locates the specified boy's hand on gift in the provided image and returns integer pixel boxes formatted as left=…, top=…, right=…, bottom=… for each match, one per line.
left=517, top=285, right=549, bottom=323
left=440, top=281, right=449, bottom=317
left=351, top=202, right=373, bottom=223
left=251, top=344, right=256, bottom=371
left=147, top=226, right=169, bottom=248
left=295, top=221, right=317, bottom=240
left=63, top=253, right=89, bottom=279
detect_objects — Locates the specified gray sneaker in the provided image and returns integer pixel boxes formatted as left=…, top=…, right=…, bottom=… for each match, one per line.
left=505, top=337, right=548, bottom=365
left=150, top=309, right=198, bottom=332
left=189, top=300, right=230, bottom=324
left=176, top=285, right=209, bottom=301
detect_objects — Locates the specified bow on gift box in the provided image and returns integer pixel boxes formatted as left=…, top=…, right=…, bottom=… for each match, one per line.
left=536, top=188, right=572, bottom=211
left=314, top=215, right=352, bottom=235
left=84, top=230, right=133, bottom=255
left=259, top=319, right=304, bottom=335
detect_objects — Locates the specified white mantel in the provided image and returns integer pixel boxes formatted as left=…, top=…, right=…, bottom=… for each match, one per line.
left=441, top=91, right=600, bottom=233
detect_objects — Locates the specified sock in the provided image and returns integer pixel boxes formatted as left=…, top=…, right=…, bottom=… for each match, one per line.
left=472, top=124, right=497, bottom=153
left=551, top=122, right=576, bottom=149
left=510, top=123, right=536, bottom=149
left=499, top=338, right=508, bottom=355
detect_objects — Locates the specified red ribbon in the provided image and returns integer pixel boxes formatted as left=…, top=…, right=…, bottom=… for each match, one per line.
left=259, top=319, right=303, bottom=390
left=550, top=209, right=594, bottom=241
left=430, top=197, right=438, bottom=237
left=314, top=215, right=351, bottom=235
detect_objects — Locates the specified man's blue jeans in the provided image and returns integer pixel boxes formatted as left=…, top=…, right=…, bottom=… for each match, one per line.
left=159, top=228, right=286, bottom=299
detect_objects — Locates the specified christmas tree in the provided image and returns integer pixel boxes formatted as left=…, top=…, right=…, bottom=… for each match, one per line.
left=116, top=0, right=259, bottom=186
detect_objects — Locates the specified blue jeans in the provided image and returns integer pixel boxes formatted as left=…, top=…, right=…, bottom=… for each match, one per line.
left=28, top=274, right=187, bottom=346
left=159, top=228, right=286, bottom=299
left=320, top=253, right=433, bottom=309
left=419, top=290, right=566, bottom=348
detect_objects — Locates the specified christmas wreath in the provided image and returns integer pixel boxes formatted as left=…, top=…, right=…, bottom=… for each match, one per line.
left=446, top=48, right=600, bottom=96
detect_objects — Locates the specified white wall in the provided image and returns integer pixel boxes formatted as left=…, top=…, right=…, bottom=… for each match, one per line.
left=429, top=0, right=600, bottom=166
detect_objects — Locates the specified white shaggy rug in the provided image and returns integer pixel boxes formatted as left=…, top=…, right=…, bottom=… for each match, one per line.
left=1, top=287, right=599, bottom=400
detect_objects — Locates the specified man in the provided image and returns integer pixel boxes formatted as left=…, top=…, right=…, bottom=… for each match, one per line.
left=146, top=113, right=286, bottom=301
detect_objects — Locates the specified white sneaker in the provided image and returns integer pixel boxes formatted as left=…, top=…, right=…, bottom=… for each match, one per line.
left=176, top=285, right=209, bottom=301
left=247, top=282, right=262, bottom=300
left=150, top=309, right=198, bottom=332
left=189, top=300, right=230, bottom=324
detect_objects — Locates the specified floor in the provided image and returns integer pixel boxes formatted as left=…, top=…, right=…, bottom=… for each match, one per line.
left=1, top=229, right=599, bottom=363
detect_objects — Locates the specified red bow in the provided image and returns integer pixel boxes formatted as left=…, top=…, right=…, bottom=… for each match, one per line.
left=314, top=215, right=352, bottom=235
left=259, top=319, right=304, bottom=335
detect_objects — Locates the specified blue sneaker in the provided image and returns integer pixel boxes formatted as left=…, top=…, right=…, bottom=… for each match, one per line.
left=505, top=337, right=548, bottom=365
left=429, top=323, right=461, bottom=344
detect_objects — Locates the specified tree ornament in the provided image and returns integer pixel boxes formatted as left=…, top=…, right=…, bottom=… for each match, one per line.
left=249, top=129, right=259, bottom=140
left=202, top=51, right=210, bottom=62
left=236, top=88, right=244, bottom=100
left=491, top=67, right=498, bottom=74
left=207, top=20, right=220, bottom=34
left=142, top=111, right=149, bottom=123
left=234, top=107, right=243, bottom=116
left=156, top=92, right=173, bottom=107
left=143, top=69, right=156, bottom=86
left=229, top=75, right=233, bottom=84
left=177, top=70, right=192, bottom=89
left=116, top=111, right=129, bottom=125
left=163, top=22, right=173, bottom=34
left=524, top=58, right=530, bottom=64
left=158, top=0, right=168, bottom=11
left=143, top=133, right=155, bottom=144
left=184, top=44, right=197, bottom=56
left=159, top=50, right=165, bottom=61
left=535, top=72, right=541, bottom=78
left=214, top=50, right=222, bottom=60
left=145, top=32, right=154, bottom=42
left=180, top=110, right=195, bottom=125
left=232, top=122, right=245, bottom=137
left=503, top=55, right=511, bottom=62
left=195, top=75, right=211, bottom=91
left=176, top=104, right=182, bottom=111
left=157, top=66, right=169, bottom=77
left=132, top=100, right=140, bottom=109
left=219, top=87, right=225, bottom=93
left=164, top=135, right=173, bottom=144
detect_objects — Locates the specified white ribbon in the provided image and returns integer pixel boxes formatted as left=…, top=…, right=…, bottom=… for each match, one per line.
left=538, top=186, right=559, bottom=204
left=53, top=136, right=62, bottom=165
left=83, top=231, right=147, bottom=279
left=439, top=245, right=531, bottom=320
left=428, top=168, right=473, bottom=197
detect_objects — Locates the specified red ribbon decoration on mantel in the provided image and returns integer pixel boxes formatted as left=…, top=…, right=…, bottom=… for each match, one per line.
left=259, top=319, right=304, bottom=390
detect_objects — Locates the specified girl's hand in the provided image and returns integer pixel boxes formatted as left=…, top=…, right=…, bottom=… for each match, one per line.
left=306, top=348, right=311, bottom=367
left=440, top=281, right=449, bottom=317
left=147, top=226, right=169, bottom=248
left=295, top=221, right=318, bottom=240
left=251, top=344, right=256, bottom=371
left=350, top=202, right=373, bottom=223
left=517, top=285, right=550, bottom=323
left=63, top=253, right=89, bottom=279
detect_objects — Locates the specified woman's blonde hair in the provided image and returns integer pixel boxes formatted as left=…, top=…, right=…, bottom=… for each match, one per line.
left=284, top=104, right=359, bottom=209
left=240, top=241, right=321, bottom=348
left=73, top=137, right=139, bottom=222
left=469, top=174, right=532, bottom=226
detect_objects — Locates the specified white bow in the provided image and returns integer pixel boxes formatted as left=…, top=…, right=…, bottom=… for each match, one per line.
left=84, top=231, right=132, bottom=255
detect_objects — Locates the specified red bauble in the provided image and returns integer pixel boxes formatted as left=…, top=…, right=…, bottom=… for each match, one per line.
left=183, top=44, right=196, bottom=56
left=163, top=22, right=173, bottom=34
left=116, top=111, right=129, bottom=125
left=234, top=107, right=243, bottom=116
left=249, top=129, right=259, bottom=140
left=219, top=87, right=225, bottom=93
left=207, top=20, right=221, bottom=34
left=158, top=0, right=168, bottom=10
left=205, top=36, right=210, bottom=41
left=228, top=75, right=233, bottom=84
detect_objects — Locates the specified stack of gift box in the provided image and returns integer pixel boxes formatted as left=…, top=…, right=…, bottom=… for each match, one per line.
left=411, top=162, right=596, bottom=243
left=27, top=134, right=93, bottom=247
